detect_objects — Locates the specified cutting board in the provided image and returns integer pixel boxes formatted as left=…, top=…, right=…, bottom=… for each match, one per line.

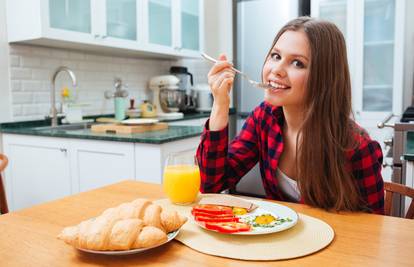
left=91, top=123, right=168, bottom=134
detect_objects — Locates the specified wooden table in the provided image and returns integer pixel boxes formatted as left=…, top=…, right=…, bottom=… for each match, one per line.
left=0, top=181, right=413, bottom=266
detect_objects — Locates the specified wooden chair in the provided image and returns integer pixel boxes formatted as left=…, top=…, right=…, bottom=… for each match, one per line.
left=0, top=154, right=9, bottom=214
left=384, top=181, right=414, bottom=219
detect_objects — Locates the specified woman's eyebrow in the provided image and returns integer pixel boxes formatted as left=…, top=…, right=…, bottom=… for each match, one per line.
left=272, top=48, right=309, bottom=61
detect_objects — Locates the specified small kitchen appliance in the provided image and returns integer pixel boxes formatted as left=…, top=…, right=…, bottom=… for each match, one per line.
left=192, top=83, right=213, bottom=112
left=149, top=75, right=184, bottom=120
left=170, top=66, right=196, bottom=113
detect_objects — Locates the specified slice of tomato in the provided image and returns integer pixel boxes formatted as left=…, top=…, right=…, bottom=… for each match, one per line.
left=192, top=204, right=233, bottom=215
left=195, top=215, right=239, bottom=223
left=204, top=222, right=251, bottom=233
left=191, top=210, right=236, bottom=218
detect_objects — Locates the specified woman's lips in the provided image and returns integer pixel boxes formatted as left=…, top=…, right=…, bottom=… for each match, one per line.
left=267, top=81, right=291, bottom=91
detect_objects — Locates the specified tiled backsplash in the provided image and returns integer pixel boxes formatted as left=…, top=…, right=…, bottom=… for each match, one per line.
left=9, top=44, right=210, bottom=121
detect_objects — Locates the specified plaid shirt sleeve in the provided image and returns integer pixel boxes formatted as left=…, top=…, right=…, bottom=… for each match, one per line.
left=349, top=138, right=385, bottom=214
left=196, top=112, right=259, bottom=193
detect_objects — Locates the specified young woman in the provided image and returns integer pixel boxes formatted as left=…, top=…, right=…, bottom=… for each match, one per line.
left=196, top=17, right=384, bottom=214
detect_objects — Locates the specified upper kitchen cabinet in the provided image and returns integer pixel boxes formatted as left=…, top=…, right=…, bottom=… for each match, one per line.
left=180, top=0, right=203, bottom=54
left=144, top=0, right=203, bottom=57
left=6, top=0, right=204, bottom=58
left=311, top=0, right=413, bottom=135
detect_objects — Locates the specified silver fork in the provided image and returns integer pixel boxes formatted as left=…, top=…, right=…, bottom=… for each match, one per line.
left=201, top=53, right=271, bottom=90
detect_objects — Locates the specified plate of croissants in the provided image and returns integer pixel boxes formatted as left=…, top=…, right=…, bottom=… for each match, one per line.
left=57, top=198, right=187, bottom=255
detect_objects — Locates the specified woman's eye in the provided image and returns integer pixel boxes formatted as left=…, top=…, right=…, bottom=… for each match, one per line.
left=292, top=59, right=304, bottom=68
left=270, top=52, right=280, bottom=60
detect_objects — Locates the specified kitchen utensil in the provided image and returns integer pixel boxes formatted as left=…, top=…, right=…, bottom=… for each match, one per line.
left=201, top=53, right=272, bottom=90
left=140, top=100, right=157, bottom=118
left=91, top=122, right=168, bottom=134
left=193, top=199, right=298, bottom=235
left=104, top=77, right=129, bottom=121
left=159, top=89, right=185, bottom=112
left=121, top=118, right=159, bottom=125
left=126, top=99, right=141, bottom=118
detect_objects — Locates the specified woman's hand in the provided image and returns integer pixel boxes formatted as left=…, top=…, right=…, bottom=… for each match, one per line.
left=207, top=54, right=235, bottom=131
left=207, top=54, right=235, bottom=107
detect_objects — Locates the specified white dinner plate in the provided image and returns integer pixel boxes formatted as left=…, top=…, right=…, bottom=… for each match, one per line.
left=194, top=200, right=298, bottom=235
left=77, top=230, right=179, bottom=255
left=121, top=118, right=159, bottom=125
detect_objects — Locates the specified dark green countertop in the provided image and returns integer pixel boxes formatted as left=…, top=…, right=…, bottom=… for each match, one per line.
left=405, top=132, right=414, bottom=161
left=0, top=109, right=236, bottom=144
left=0, top=125, right=203, bottom=144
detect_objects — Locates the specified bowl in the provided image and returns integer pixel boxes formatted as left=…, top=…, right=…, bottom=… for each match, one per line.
left=159, top=89, right=185, bottom=112
left=126, top=109, right=141, bottom=118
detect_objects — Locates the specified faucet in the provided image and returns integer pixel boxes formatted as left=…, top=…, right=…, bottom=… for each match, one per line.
left=50, top=66, right=77, bottom=126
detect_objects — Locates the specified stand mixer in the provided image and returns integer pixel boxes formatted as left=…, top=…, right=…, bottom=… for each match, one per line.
left=149, top=75, right=184, bottom=120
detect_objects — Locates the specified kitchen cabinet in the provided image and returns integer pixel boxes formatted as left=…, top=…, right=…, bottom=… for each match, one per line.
left=2, top=134, right=72, bottom=211
left=6, top=0, right=204, bottom=58
left=69, top=139, right=135, bottom=192
left=1, top=132, right=201, bottom=211
left=144, top=0, right=203, bottom=57
left=311, top=0, right=414, bottom=169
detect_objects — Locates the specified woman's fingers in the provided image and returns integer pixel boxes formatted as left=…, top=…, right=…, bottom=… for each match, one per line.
left=211, top=71, right=235, bottom=92
left=208, top=61, right=233, bottom=77
left=221, top=78, right=234, bottom=93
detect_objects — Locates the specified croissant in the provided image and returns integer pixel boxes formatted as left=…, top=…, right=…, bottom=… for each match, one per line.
left=57, top=198, right=187, bottom=251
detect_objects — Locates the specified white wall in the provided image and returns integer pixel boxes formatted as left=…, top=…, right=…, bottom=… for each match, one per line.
left=203, top=0, right=233, bottom=60
left=0, top=0, right=12, bottom=122
left=8, top=44, right=175, bottom=121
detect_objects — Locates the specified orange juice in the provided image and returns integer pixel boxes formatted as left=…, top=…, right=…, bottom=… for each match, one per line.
left=163, top=164, right=200, bottom=204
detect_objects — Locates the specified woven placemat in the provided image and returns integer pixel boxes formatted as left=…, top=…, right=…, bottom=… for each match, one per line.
left=155, top=198, right=335, bottom=261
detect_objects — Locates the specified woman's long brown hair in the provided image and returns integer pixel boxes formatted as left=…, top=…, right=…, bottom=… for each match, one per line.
left=265, top=17, right=364, bottom=211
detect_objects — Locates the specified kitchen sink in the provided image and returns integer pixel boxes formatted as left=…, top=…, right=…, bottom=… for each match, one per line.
left=30, top=122, right=94, bottom=131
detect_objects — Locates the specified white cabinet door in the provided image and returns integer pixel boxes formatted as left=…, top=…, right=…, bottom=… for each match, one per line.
left=2, top=134, right=71, bottom=211
left=177, top=0, right=204, bottom=56
left=70, top=139, right=135, bottom=192
left=144, top=0, right=203, bottom=57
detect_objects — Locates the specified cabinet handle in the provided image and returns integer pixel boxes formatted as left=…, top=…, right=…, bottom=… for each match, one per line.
left=94, top=34, right=100, bottom=39
left=60, top=148, right=67, bottom=154
left=101, top=35, right=107, bottom=39
left=382, top=162, right=393, bottom=168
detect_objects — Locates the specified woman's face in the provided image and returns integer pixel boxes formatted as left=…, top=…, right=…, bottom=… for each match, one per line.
left=263, top=30, right=310, bottom=107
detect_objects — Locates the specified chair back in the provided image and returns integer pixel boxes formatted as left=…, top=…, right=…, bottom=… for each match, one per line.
left=384, top=182, right=414, bottom=219
left=0, top=154, right=9, bottom=214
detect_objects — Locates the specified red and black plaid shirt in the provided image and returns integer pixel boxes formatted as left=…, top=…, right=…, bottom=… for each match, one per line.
left=196, top=101, right=384, bottom=214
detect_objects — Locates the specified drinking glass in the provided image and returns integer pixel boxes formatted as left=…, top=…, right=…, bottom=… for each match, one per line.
left=163, top=151, right=200, bottom=205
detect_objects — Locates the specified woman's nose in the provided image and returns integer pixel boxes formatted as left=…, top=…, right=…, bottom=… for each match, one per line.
left=271, top=63, right=287, bottom=78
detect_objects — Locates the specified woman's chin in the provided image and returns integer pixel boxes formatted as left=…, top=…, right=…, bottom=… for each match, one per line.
left=264, top=94, right=283, bottom=106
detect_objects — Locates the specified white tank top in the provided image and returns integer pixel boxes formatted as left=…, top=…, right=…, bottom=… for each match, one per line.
left=276, top=168, right=301, bottom=202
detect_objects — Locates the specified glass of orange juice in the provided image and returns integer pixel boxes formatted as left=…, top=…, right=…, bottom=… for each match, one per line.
left=163, top=151, right=200, bottom=205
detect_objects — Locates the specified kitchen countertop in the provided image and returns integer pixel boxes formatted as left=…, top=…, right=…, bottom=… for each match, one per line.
left=0, top=109, right=236, bottom=144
